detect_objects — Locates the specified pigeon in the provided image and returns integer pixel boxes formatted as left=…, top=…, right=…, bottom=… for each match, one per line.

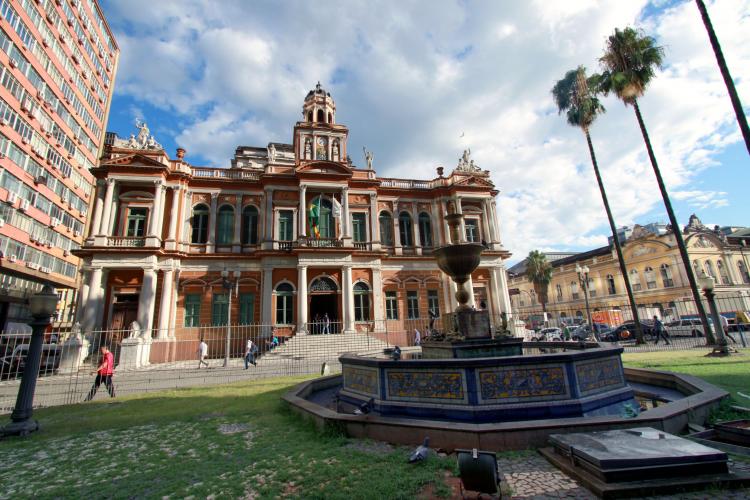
left=409, top=437, right=431, bottom=463
left=353, top=397, right=374, bottom=415
left=391, top=346, right=402, bottom=361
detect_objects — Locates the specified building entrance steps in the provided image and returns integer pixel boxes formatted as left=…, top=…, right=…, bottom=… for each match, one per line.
left=259, top=332, right=390, bottom=363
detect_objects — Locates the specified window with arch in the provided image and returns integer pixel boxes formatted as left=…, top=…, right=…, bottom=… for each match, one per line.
left=327, top=112, right=333, bottom=124
left=353, top=282, right=371, bottom=321
left=570, top=281, right=579, bottom=300
left=125, top=207, right=148, bottom=237
left=738, top=260, right=750, bottom=284
left=660, top=263, right=674, bottom=287
left=316, top=109, right=324, bottom=123
left=399, top=212, right=413, bottom=247
left=310, top=196, right=333, bottom=238
left=630, top=269, right=642, bottom=291
left=307, top=111, right=312, bottom=122
left=216, top=205, right=234, bottom=245
left=275, top=283, right=294, bottom=325
left=418, top=212, right=433, bottom=247
left=241, top=205, right=259, bottom=245
left=556, top=284, right=563, bottom=301
left=191, top=203, right=209, bottom=244
left=644, top=267, right=657, bottom=289
left=465, top=218, right=479, bottom=243
left=379, top=211, right=394, bottom=246
left=705, top=260, right=716, bottom=279
left=606, top=275, right=616, bottom=295
left=575, top=310, right=583, bottom=318
left=717, top=259, right=730, bottom=285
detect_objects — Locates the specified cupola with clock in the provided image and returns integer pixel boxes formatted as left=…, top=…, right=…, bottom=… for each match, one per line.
left=294, top=82, right=349, bottom=165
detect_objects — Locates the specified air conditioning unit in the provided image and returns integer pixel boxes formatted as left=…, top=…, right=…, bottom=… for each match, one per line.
left=50, top=217, right=60, bottom=227
left=63, top=249, right=70, bottom=257
left=34, top=175, right=47, bottom=186
left=9, top=58, right=18, bottom=68
left=45, top=240, right=52, bottom=248
left=8, top=254, right=16, bottom=263
left=19, top=199, right=30, bottom=211
left=0, top=152, right=6, bottom=159
left=67, top=225, right=73, bottom=233
left=29, top=234, right=37, bottom=243
left=6, top=192, right=18, bottom=204
left=80, top=207, right=87, bottom=216
left=21, top=99, right=31, bottom=112
left=74, top=229, right=81, bottom=237
left=0, top=218, right=4, bottom=227
left=60, top=193, right=68, bottom=204
left=40, top=267, right=51, bottom=274
left=27, top=262, right=40, bottom=270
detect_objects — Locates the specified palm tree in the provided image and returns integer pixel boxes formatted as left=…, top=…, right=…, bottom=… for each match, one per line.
left=695, top=0, right=750, bottom=156
left=525, top=250, right=552, bottom=314
left=551, top=66, right=645, bottom=343
left=598, top=27, right=714, bottom=344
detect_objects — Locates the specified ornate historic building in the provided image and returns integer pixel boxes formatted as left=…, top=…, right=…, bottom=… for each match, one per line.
left=508, top=216, right=750, bottom=323
left=0, top=0, right=118, bottom=331
left=74, top=84, right=512, bottom=343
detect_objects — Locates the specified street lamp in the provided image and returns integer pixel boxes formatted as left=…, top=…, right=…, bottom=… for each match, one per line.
left=698, top=273, right=730, bottom=356
left=1, top=285, right=59, bottom=437
left=221, top=268, right=241, bottom=367
left=576, top=264, right=595, bottom=340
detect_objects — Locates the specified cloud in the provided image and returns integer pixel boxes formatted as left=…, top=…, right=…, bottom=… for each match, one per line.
left=102, top=0, right=749, bottom=263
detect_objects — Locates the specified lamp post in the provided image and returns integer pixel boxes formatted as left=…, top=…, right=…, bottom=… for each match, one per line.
left=1, top=285, right=59, bottom=437
left=576, top=264, right=595, bottom=339
left=698, top=273, right=730, bottom=356
left=221, top=268, right=241, bottom=367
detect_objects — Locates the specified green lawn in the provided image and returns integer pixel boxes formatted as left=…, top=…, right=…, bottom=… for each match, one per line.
left=622, top=349, right=750, bottom=401
left=0, top=376, right=455, bottom=499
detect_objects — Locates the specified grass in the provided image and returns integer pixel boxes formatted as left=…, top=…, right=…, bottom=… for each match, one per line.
left=0, top=376, right=455, bottom=499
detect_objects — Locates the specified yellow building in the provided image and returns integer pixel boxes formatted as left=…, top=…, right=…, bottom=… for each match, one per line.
left=508, top=216, right=750, bottom=326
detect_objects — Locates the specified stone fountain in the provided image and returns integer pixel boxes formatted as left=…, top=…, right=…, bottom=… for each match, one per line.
left=423, top=213, right=523, bottom=359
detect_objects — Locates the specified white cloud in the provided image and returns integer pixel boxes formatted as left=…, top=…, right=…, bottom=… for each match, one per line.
left=103, top=0, right=749, bottom=263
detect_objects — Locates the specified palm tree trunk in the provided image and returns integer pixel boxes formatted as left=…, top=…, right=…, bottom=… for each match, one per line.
left=632, top=100, right=715, bottom=344
left=584, top=130, right=645, bottom=343
left=695, top=0, right=750, bottom=156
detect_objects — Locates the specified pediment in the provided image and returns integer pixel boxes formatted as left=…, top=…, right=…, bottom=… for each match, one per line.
left=623, top=240, right=670, bottom=259
left=454, top=175, right=494, bottom=188
left=686, top=233, right=722, bottom=249
left=103, top=153, right=168, bottom=169
left=297, top=161, right=352, bottom=175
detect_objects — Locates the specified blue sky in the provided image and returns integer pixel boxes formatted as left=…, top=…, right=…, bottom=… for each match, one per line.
left=99, top=0, right=748, bottom=263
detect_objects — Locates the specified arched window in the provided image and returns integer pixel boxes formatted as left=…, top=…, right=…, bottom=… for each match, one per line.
left=275, top=282, right=294, bottom=325
left=556, top=284, right=563, bottom=301
left=307, top=111, right=312, bottom=122
left=717, top=260, right=731, bottom=285
left=418, top=212, right=432, bottom=247
left=630, top=269, right=641, bottom=291
left=353, top=282, right=371, bottom=322
left=570, top=281, right=579, bottom=299
left=379, top=211, right=394, bottom=246
left=399, top=212, right=413, bottom=247
left=191, top=204, right=209, bottom=244
left=606, top=274, right=616, bottom=295
left=316, top=109, right=324, bottom=123
left=660, top=263, right=674, bottom=287
left=575, top=310, right=583, bottom=318
left=644, top=267, right=657, bottom=289
left=216, top=205, right=234, bottom=245
left=738, top=260, right=750, bottom=284
left=705, top=260, right=716, bottom=279
left=241, top=206, right=259, bottom=245
left=327, top=112, right=333, bottom=124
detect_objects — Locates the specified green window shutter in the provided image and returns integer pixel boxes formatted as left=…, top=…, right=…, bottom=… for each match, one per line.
left=239, top=293, right=255, bottom=325
left=212, top=293, right=229, bottom=326
left=352, top=213, right=366, bottom=242
left=184, top=294, right=201, bottom=327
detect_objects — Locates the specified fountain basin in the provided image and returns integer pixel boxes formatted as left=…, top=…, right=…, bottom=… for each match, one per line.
left=338, top=346, right=635, bottom=423
left=420, top=337, right=523, bottom=359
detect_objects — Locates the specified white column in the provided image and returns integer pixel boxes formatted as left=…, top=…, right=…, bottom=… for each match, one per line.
left=299, top=184, right=307, bottom=237
left=455, top=196, right=466, bottom=243
left=98, top=179, right=115, bottom=236
left=342, top=265, right=355, bottom=333
left=372, top=266, right=384, bottom=323
left=393, top=204, right=402, bottom=254
left=76, top=270, right=90, bottom=320
left=448, top=277, right=458, bottom=311
left=369, top=193, right=380, bottom=249
left=297, top=265, right=308, bottom=333
left=233, top=195, right=242, bottom=252
left=412, top=204, right=420, bottom=251
left=137, top=267, right=158, bottom=335
left=492, top=267, right=512, bottom=313
left=166, top=186, right=181, bottom=249
left=154, top=183, right=167, bottom=239
left=441, top=200, right=451, bottom=245
left=341, top=187, right=350, bottom=239
left=261, top=267, right=273, bottom=326
left=262, top=188, right=274, bottom=249
left=180, top=190, right=192, bottom=249
left=169, top=270, right=179, bottom=338
left=490, top=200, right=501, bottom=243
left=148, top=181, right=164, bottom=238
left=207, top=193, right=218, bottom=253
left=467, top=275, right=476, bottom=308
left=481, top=200, right=492, bottom=243
left=105, top=183, right=119, bottom=236
left=81, top=267, right=102, bottom=333
left=88, top=181, right=105, bottom=240
left=157, top=269, right=174, bottom=338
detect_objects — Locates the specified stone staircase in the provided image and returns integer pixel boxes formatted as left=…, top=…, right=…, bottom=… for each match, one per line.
left=258, top=332, right=390, bottom=364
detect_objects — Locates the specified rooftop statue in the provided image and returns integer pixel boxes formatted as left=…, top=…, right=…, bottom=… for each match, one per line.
left=455, top=148, right=481, bottom=172
left=112, top=119, right=163, bottom=150
left=363, top=147, right=374, bottom=169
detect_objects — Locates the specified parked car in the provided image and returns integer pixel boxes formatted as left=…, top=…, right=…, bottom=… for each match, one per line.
left=601, top=320, right=658, bottom=341
left=0, top=344, right=62, bottom=379
left=665, top=319, right=706, bottom=338
left=568, top=325, right=593, bottom=341
left=532, top=327, right=563, bottom=342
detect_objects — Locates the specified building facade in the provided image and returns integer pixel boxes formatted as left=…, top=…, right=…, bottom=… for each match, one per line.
left=0, top=0, right=118, bottom=330
left=74, top=84, right=513, bottom=346
left=509, top=217, right=750, bottom=324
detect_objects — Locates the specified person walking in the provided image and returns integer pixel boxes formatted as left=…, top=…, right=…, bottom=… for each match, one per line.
left=414, top=328, right=421, bottom=346
left=720, top=315, right=736, bottom=343
left=197, top=338, right=209, bottom=369
left=84, top=345, right=115, bottom=401
left=653, top=316, right=670, bottom=345
left=244, top=338, right=257, bottom=369
left=323, top=313, right=331, bottom=335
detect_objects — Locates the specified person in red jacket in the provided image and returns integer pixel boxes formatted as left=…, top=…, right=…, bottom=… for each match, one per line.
left=84, top=345, right=116, bottom=401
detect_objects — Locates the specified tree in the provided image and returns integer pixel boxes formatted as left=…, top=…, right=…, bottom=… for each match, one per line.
left=525, top=250, right=552, bottom=314
left=598, top=27, right=714, bottom=344
left=551, top=66, right=645, bottom=343
left=695, top=0, right=750, bottom=156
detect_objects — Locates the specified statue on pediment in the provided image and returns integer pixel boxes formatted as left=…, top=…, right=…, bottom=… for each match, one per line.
left=455, top=148, right=481, bottom=172
left=363, top=147, right=374, bottom=169
left=112, top=119, right=163, bottom=150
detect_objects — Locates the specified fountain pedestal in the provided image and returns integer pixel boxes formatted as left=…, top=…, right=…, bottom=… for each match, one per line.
left=422, top=309, right=522, bottom=359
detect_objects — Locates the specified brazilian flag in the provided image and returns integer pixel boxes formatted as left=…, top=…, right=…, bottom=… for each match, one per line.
left=308, top=195, right=321, bottom=239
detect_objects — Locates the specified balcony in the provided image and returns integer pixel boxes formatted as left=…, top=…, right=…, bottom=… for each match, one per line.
left=107, top=236, right=146, bottom=247
left=297, top=237, right=343, bottom=248
left=191, top=168, right=260, bottom=181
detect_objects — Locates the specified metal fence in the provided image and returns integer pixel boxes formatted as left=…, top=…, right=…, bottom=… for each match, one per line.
left=1, top=297, right=748, bottom=414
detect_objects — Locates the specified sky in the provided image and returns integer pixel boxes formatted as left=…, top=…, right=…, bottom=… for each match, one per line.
left=99, top=0, right=749, bottom=264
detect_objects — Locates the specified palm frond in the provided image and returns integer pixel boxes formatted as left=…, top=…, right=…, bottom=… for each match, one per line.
left=551, top=66, right=605, bottom=131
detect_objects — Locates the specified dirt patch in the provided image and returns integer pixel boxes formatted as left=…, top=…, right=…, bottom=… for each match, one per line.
left=217, top=423, right=250, bottom=435
left=416, top=470, right=462, bottom=499
left=345, top=439, right=395, bottom=456
left=200, top=412, right=225, bottom=420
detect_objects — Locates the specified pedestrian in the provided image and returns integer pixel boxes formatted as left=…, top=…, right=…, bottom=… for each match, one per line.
left=414, top=328, right=421, bottom=346
left=313, top=313, right=321, bottom=335
left=197, top=338, right=209, bottom=369
left=720, top=315, right=736, bottom=343
left=244, top=338, right=257, bottom=369
left=84, top=345, right=115, bottom=401
left=428, top=308, right=438, bottom=333
left=323, top=313, right=331, bottom=335
left=653, top=316, right=670, bottom=345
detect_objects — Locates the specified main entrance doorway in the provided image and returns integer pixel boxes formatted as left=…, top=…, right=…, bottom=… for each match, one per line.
left=308, top=277, right=340, bottom=334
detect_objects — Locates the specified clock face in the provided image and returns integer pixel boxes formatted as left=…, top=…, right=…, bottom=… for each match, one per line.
left=316, top=137, right=327, bottom=160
